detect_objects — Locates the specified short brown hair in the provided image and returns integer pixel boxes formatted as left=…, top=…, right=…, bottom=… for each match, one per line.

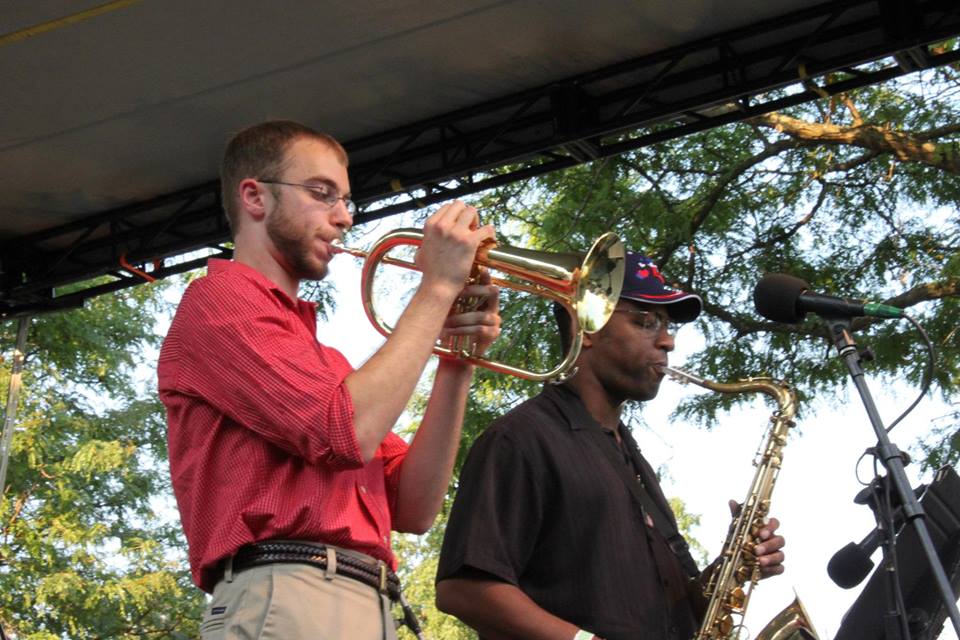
left=219, top=120, right=348, bottom=235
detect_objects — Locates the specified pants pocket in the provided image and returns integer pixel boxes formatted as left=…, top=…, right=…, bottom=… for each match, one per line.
left=202, top=568, right=270, bottom=640
left=199, top=604, right=227, bottom=638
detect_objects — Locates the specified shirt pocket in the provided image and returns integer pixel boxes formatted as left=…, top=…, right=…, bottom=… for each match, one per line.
left=356, top=477, right=390, bottom=539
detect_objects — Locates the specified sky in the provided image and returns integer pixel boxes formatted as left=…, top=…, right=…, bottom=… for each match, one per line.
left=322, top=220, right=959, bottom=640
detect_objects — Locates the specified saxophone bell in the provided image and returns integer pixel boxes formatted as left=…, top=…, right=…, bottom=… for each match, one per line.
left=754, top=595, right=820, bottom=640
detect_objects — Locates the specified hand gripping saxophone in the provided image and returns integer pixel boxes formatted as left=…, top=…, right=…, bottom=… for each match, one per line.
left=662, top=366, right=819, bottom=640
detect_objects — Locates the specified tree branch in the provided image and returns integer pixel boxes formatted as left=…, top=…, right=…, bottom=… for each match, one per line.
left=622, top=158, right=679, bottom=217
left=917, top=122, right=960, bottom=142
left=655, top=138, right=800, bottom=264
left=701, top=299, right=819, bottom=339
left=841, top=93, right=864, bottom=126
left=727, top=180, right=828, bottom=263
left=752, top=113, right=960, bottom=176
left=828, top=149, right=881, bottom=173
left=840, top=279, right=960, bottom=332
left=884, top=278, right=960, bottom=308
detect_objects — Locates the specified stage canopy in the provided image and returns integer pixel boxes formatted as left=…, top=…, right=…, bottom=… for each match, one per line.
left=2, top=0, right=958, bottom=317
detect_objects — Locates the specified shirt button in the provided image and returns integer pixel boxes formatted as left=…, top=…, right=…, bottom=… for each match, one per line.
left=360, top=485, right=367, bottom=494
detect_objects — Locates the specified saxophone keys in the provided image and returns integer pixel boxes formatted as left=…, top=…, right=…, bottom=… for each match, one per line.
left=727, top=586, right=747, bottom=610
left=717, top=613, right=736, bottom=636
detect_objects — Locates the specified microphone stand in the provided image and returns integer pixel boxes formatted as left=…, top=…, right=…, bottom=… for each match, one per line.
left=863, top=472, right=911, bottom=640
left=824, top=317, right=960, bottom=638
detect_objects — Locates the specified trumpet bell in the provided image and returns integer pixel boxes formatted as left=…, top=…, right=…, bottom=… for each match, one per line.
left=476, top=231, right=624, bottom=334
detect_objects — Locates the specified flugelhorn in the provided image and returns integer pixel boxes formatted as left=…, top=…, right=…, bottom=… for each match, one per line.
left=333, top=228, right=625, bottom=382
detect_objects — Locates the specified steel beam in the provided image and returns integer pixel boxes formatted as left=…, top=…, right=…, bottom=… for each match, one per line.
left=2, top=0, right=958, bottom=318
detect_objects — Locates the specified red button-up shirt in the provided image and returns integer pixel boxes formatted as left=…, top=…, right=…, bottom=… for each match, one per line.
left=158, top=259, right=408, bottom=593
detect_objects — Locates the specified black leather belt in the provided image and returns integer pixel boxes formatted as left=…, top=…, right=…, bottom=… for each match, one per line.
left=229, top=540, right=402, bottom=601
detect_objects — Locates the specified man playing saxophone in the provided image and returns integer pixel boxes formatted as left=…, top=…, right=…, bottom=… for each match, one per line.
left=436, top=252, right=787, bottom=640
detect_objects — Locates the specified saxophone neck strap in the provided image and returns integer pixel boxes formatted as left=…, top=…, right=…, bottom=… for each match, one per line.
left=667, top=533, right=701, bottom=578
left=618, top=428, right=702, bottom=579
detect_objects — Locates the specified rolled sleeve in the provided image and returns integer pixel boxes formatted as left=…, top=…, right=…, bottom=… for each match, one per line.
left=169, top=271, right=364, bottom=468
left=379, top=432, right=409, bottom=520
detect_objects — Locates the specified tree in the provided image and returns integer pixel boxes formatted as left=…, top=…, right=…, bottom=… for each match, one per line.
left=467, top=54, right=960, bottom=469
left=0, top=280, right=204, bottom=638
left=384, top=59, right=959, bottom=635
left=3, top=47, right=957, bottom=639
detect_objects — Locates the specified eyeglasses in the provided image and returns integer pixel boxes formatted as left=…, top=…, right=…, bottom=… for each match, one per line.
left=259, top=179, right=357, bottom=216
left=613, top=308, right=679, bottom=335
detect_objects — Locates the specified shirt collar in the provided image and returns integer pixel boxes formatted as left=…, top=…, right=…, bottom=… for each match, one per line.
left=207, top=258, right=318, bottom=318
left=542, top=383, right=619, bottom=433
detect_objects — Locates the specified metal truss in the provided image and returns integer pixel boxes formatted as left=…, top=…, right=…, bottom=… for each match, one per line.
left=2, top=0, right=959, bottom=318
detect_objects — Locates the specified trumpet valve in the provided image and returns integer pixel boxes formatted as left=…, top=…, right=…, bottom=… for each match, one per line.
left=441, top=268, right=487, bottom=358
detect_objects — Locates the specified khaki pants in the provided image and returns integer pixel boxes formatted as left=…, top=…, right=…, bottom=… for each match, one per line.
left=200, top=549, right=399, bottom=640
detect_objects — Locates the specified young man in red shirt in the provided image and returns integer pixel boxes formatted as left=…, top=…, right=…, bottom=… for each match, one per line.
left=158, top=120, right=500, bottom=639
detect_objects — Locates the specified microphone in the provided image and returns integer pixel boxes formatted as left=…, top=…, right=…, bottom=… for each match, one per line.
left=753, top=273, right=904, bottom=324
left=827, top=482, right=927, bottom=588
left=828, top=532, right=882, bottom=588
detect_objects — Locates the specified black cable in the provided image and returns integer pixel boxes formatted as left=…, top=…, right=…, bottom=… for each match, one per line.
left=853, top=313, right=934, bottom=488
left=885, top=314, right=935, bottom=434
left=880, top=471, right=912, bottom=640
left=398, top=593, right=427, bottom=640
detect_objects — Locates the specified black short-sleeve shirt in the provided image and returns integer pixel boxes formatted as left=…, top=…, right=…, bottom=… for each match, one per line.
left=437, top=383, right=701, bottom=640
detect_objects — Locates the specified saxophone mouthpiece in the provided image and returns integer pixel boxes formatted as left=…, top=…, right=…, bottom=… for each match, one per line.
left=661, top=365, right=707, bottom=387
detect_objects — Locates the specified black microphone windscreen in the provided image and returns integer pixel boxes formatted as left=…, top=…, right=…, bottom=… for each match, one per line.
left=753, top=273, right=810, bottom=323
left=827, top=541, right=875, bottom=589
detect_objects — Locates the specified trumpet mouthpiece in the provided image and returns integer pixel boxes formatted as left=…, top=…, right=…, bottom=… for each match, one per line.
left=330, top=240, right=367, bottom=259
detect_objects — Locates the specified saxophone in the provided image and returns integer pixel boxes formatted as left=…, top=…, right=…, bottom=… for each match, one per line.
left=662, top=366, right=819, bottom=640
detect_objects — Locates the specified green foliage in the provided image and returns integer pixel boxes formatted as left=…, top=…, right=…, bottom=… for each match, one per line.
left=391, top=65, right=960, bottom=629
left=918, top=402, right=960, bottom=471
left=394, top=501, right=475, bottom=640
left=471, top=63, right=960, bottom=469
left=4, top=56, right=960, bottom=639
left=669, top=497, right=710, bottom=567
left=0, top=280, right=204, bottom=638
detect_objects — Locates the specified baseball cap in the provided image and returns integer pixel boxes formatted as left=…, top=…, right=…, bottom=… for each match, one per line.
left=619, top=252, right=703, bottom=322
